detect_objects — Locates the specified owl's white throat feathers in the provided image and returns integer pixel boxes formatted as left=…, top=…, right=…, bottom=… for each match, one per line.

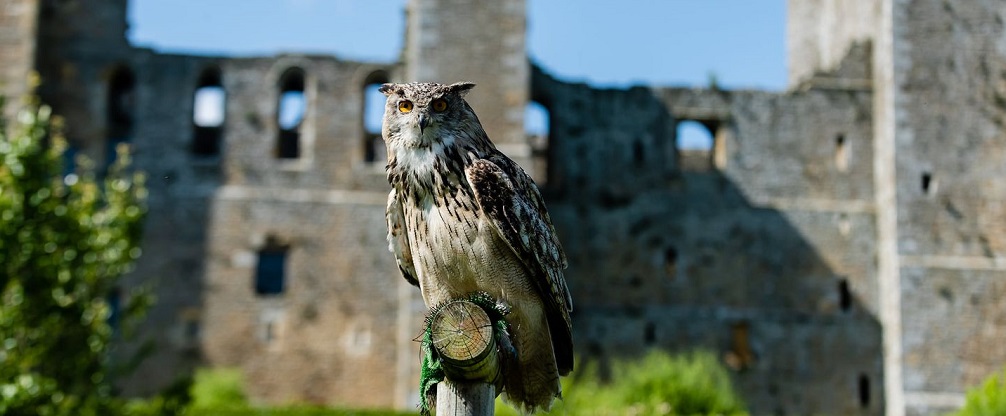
left=392, top=133, right=459, bottom=193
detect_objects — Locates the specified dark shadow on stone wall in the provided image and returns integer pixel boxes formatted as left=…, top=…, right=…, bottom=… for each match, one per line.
left=533, top=65, right=884, bottom=416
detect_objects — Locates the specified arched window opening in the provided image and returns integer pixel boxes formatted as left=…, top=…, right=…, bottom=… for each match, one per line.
left=363, top=72, right=389, bottom=163
left=276, top=68, right=306, bottom=159
left=106, top=66, right=135, bottom=169
left=192, top=67, right=225, bottom=157
left=858, top=374, right=871, bottom=408
left=835, top=133, right=849, bottom=172
left=676, top=120, right=716, bottom=171
left=255, top=236, right=289, bottom=296
left=724, top=321, right=755, bottom=371
left=526, top=100, right=551, bottom=184
left=664, top=246, right=679, bottom=280
left=921, top=171, right=936, bottom=196
left=838, top=278, right=852, bottom=312
left=644, top=321, right=656, bottom=345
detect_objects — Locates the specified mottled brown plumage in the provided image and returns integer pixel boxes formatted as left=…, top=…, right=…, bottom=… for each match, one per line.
left=380, top=81, right=572, bottom=413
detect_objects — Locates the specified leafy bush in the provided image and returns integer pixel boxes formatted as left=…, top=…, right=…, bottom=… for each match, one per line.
left=954, top=367, right=1006, bottom=416
left=0, top=96, right=148, bottom=415
left=496, top=350, right=747, bottom=416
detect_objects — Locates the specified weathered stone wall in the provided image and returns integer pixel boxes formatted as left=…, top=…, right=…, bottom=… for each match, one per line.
left=11, top=0, right=1006, bottom=414
left=119, top=51, right=420, bottom=406
left=194, top=56, right=419, bottom=407
left=33, top=0, right=132, bottom=163
left=0, top=0, right=37, bottom=119
left=114, top=50, right=222, bottom=394
left=787, top=0, right=878, bottom=87
left=893, top=1, right=1006, bottom=414
left=534, top=65, right=883, bottom=415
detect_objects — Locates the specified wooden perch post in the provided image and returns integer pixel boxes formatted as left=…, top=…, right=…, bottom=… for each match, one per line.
left=429, top=300, right=502, bottom=416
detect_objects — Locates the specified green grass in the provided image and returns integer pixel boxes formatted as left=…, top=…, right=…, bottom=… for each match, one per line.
left=183, top=350, right=746, bottom=416
left=495, top=350, right=748, bottom=416
left=189, top=367, right=247, bottom=409
left=182, top=367, right=415, bottom=416
left=185, top=407, right=415, bottom=416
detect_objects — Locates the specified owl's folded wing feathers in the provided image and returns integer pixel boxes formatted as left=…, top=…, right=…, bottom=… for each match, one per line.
left=465, top=153, right=574, bottom=375
left=386, top=188, right=420, bottom=287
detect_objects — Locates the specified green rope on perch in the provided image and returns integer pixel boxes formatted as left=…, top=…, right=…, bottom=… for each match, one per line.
left=419, top=291, right=514, bottom=416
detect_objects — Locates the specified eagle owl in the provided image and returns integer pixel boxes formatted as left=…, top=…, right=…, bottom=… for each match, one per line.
left=380, top=81, right=573, bottom=412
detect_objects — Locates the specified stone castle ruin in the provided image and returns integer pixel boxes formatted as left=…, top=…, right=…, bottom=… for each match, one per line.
left=2, top=0, right=1004, bottom=415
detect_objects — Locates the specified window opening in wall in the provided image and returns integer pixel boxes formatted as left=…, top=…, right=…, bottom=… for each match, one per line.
left=259, top=309, right=284, bottom=348
left=676, top=120, right=715, bottom=171
left=106, top=66, right=135, bottom=170
left=644, top=321, right=656, bottom=345
left=192, top=67, right=225, bottom=156
left=835, top=133, right=849, bottom=172
left=107, top=287, right=122, bottom=334
left=255, top=237, right=288, bottom=296
left=276, top=68, right=306, bottom=159
left=676, top=120, right=713, bottom=151
left=178, top=307, right=201, bottom=348
left=364, top=73, right=389, bottom=163
left=633, top=140, right=645, bottom=164
left=185, top=320, right=199, bottom=344
left=921, top=171, right=936, bottom=195
left=526, top=100, right=551, bottom=184
left=838, top=212, right=852, bottom=237
left=838, top=278, right=852, bottom=312
left=664, top=246, right=679, bottom=280
left=62, top=143, right=79, bottom=178
left=264, top=321, right=276, bottom=343
left=858, top=374, right=871, bottom=408
left=725, top=321, right=755, bottom=371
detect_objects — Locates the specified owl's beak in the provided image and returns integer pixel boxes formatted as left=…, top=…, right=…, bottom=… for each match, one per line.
left=418, top=113, right=430, bottom=133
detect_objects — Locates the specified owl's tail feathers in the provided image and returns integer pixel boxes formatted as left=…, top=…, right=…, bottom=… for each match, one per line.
left=500, top=333, right=563, bottom=414
left=500, top=365, right=562, bottom=415
left=548, top=310, right=574, bottom=376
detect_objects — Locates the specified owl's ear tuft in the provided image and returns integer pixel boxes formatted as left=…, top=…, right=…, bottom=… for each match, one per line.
left=378, top=83, right=401, bottom=96
left=447, top=82, right=476, bottom=98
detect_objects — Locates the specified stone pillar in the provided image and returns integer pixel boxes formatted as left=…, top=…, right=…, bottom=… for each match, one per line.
left=872, top=0, right=903, bottom=414
left=404, top=0, right=534, bottom=177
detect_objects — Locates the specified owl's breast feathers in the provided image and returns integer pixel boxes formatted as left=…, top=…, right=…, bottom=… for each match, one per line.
left=385, top=148, right=573, bottom=376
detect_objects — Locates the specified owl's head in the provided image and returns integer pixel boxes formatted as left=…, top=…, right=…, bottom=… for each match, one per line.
left=378, top=81, right=479, bottom=149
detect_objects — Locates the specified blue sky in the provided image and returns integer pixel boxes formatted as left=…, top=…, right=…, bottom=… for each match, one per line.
left=128, top=0, right=787, bottom=147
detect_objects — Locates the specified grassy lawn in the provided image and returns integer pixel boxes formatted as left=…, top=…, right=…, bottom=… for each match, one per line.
left=185, top=407, right=416, bottom=416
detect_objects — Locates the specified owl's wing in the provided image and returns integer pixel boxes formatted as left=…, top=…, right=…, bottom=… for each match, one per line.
left=386, top=188, right=419, bottom=287
left=465, top=152, right=573, bottom=375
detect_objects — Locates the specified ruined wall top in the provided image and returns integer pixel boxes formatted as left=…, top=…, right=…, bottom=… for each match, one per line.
left=787, top=0, right=879, bottom=88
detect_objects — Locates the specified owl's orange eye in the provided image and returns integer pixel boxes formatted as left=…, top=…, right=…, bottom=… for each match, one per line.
left=432, top=99, right=448, bottom=112
left=398, top=100, right=414, bottom=113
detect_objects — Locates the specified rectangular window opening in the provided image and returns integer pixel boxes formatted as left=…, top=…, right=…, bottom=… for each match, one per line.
left=255, top=248, right=287, bottom=296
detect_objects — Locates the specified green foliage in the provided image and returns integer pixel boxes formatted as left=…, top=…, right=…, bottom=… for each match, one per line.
left=496, top=350, right=747, bottom=416
left=954, top=367, right=1006, bottom=416
left=0, top=97, right=148, bottom=415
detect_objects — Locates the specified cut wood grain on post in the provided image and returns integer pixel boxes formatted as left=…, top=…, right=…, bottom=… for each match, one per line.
left=429, top=300, right=503, bottom=416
